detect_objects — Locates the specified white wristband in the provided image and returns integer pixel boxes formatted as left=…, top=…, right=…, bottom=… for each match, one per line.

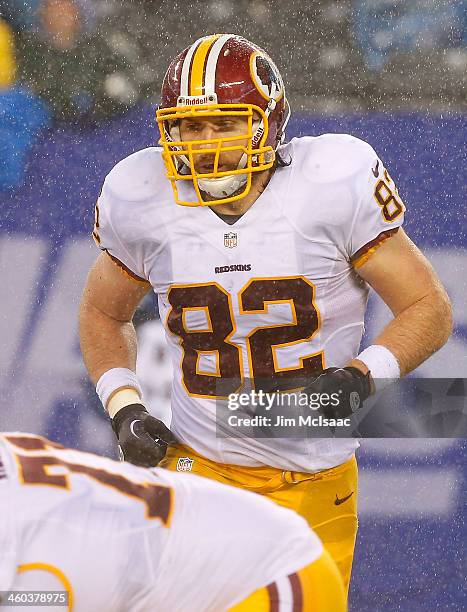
left=96, top=368, right=142, bottom=411
left=356, top=345, right=400, bottom=392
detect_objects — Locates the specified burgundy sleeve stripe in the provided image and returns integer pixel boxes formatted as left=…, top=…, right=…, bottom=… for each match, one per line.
left=288, top=572, right=303, bottom=612
left=350, top=227, right=399, bottom=266
left=103, top=250, right=148, bottom=284
left=0, top=458, right=7, bottom=479
left=266, top=581, right=280, bottom=612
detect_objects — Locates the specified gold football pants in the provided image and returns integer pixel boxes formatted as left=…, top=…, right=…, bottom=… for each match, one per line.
left=229, top=550, right=346, bottom=611
left=159, top=445, right=358, bottom=596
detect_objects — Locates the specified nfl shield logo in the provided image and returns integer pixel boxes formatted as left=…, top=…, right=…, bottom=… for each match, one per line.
left=224, top=232, right=238, bottom=248
left=176, top=457, right=194, bottom=472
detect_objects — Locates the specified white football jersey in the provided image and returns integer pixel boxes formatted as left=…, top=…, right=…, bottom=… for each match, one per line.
left=0, top=433, right=321, bottom=612
left=95, top=135, right=405, bottom=472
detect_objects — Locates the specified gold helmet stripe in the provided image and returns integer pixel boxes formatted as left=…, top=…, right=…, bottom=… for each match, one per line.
left=189, top=34, right=221, bottom=96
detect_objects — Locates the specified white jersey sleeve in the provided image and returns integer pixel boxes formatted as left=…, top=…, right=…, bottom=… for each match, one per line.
left=343, top=137, right=405, bottom=265
left=93, top=147, right=164, bottom=282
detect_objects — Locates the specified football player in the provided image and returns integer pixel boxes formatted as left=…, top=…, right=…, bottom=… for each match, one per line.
left=79, top=34, right=452, bottom=594
left=0, top=432, right=345, bottom=611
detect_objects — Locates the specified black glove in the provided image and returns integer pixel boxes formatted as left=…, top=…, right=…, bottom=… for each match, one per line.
left=111, top=404, right=176, bottom=467
left=304, top=367, right=372, bottom=419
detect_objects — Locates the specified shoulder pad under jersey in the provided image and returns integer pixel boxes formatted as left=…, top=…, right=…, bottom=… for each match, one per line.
left=103, top=147, right=167, bottom=203
left=289, top=134, right=376, bottom=184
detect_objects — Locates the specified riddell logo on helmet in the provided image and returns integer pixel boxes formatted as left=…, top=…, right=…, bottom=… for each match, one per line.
left=252, top=126, right=264, bottom=147
left=177, top=94, right=217, bottom=106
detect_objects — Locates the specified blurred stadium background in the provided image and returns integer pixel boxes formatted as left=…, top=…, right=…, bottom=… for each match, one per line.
left=1, top=1, right=466, bottom=610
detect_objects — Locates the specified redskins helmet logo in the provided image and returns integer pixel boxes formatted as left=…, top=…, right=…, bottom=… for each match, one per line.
left=250, top=52, right=284, bottom=102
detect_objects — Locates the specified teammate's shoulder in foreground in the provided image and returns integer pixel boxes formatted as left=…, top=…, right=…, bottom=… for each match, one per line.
left=283, top=133, right=378, bottom=183
left=103, top=146, right=168, bottom=203
left=0, top=430, right=346, bottom=611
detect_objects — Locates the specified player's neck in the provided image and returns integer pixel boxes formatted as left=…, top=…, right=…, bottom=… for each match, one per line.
left=207, top=169, right=274, bottom=216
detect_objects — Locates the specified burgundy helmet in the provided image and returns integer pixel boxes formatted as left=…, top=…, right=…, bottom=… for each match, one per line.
left=156, top=34, right=290, bottom=206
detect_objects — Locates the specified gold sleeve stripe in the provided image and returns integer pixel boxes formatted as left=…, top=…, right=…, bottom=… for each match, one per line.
left=17, top=563, right=74, bottom=611
left=190, top=34, right=221, bottom=96
left=351, top=228, right=399, bottom=269
left=104, top=250, right=149, bottom=285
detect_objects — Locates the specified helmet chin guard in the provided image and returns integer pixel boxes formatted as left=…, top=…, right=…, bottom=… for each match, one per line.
left=198, top=173, right=248, bottom=199
left=157, top=34, right=289, bottom=207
